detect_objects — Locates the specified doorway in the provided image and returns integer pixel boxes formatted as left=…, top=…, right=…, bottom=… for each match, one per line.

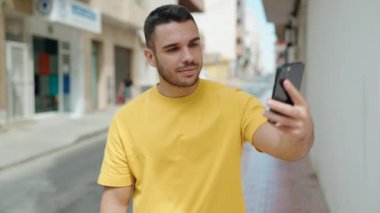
left=33, top=36, right=59, bottom=113
left=114, top=46, right=132, bottom=103
left=91, top=41, right=101, bottom=110
left=6, top=41, right=32, bottom=121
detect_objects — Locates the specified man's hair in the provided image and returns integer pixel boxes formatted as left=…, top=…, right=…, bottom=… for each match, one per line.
left=144, top=4, right=195, bottom=49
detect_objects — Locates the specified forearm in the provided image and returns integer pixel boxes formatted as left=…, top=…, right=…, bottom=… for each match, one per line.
left=100, top=186, right=132, bottom=213
left=253, top=123, right=314, bottom=162
left=100, top=196, right=129, bottom=213
left=100, top=201, right=129, bottom=213
left=276, top=127, right=314, bottom=161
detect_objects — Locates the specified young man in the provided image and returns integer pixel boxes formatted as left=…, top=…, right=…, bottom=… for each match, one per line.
left=98, top=4, right=314, bottom=213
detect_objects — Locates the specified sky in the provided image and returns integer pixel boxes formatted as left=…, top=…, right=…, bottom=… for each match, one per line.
left=245, top=0, right=277, bottom=73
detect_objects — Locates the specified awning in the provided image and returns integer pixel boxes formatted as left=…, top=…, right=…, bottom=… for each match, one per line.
left=262, top=0, right=300, bottom=41
left=178, top=0, right=204, bottom=12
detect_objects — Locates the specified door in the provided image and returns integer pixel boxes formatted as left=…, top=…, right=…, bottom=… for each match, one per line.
left=33, top=36, right=59, bottom=113
left=6, top=42, right=32, bottom=121
left=91, top=41, right=100, bottom=110
left=114, top=46, right=132, bottom=103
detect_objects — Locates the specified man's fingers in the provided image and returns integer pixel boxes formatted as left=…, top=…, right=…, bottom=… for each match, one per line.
left=263, top=110, right=300, bottom=127
left=283, top=80, right=305, bottom=106
left=267, top=99, right=300, bottom=118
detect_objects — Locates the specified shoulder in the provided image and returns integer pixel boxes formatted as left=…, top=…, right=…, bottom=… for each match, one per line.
left=202, top=79, right=240, bottom=94
left=202, top=79, right=253, bottom=100
left=114, top=87, right=154, bottom=119
left=206, top=80, right=264, bottom=112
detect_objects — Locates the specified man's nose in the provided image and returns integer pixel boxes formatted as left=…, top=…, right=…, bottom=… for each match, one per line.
left=181, top=47, right=194, bottom=63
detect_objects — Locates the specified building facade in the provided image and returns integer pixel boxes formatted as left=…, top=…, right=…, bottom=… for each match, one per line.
left=263, top=0, right=380, bottom=212
left=192, top=0, right=237, bottom=82
left=0, top=0, right=203, bottom=127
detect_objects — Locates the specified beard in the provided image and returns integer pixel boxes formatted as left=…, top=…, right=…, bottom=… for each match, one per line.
left=156, top=57, right=202, bottom=88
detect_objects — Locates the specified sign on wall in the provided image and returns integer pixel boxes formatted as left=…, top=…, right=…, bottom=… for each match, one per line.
left=34, top=0, right=101, bottom=34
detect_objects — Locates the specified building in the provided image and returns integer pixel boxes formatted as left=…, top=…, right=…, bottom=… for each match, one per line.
left=0, top=0, right=99, bottom=124
left=192, top=0, right=237, bottom=82
left=241, top=7, right=261, bottom=80
left=0, top=0, right=203, bottom=127
left=263, top=0, right=380, bottom=212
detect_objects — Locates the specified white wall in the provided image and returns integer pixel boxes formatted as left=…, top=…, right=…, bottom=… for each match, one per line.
left=305, top=0, right=380, bottom=212
left=0, top=8, right=6, bottom=126
left=147, top=0, right=177, bottom=11
left=192, top=0, right=236, bottom=60
left=91, top=0, right=148, bottom=28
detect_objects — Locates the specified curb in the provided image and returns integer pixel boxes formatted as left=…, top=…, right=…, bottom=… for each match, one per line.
left=0, top=128, right=108, bottom=173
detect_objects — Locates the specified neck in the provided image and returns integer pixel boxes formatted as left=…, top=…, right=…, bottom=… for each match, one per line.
left=157, top=79, right=200, bottom=98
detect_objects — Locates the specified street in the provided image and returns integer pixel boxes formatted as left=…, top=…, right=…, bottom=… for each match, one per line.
left=0, top=135, right=106, bottom=213
left=0, top=80, right=276, bottom=213
left=0, top=0, right=378, bottom=211
left=0, top=80, right=329, bottom=213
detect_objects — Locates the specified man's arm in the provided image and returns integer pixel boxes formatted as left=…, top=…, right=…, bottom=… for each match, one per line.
left=100, top=186, right=133, bottom=213
left=253, top=79, right=314, bottom=161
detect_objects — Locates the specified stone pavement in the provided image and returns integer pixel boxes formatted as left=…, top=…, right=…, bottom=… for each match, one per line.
left=242, top=144, right=330, bottom=213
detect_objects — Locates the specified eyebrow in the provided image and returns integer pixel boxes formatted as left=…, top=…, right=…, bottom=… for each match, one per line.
left=162, top=37, right=201, bottom=50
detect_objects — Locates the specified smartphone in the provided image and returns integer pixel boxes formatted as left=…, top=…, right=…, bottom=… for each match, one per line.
left=271, top=62, right=305, bottom=105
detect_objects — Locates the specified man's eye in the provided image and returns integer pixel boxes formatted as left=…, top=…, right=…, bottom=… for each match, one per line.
left=167, top=47, right=179, bottom=52
left=189, top=42, right=199, bottom=47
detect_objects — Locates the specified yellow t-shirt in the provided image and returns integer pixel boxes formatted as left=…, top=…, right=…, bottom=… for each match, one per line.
left=98, top=79, right=267, bottom=213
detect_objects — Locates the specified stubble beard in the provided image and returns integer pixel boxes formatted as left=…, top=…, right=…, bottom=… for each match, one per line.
left=156, top=60, right=202, bottom=88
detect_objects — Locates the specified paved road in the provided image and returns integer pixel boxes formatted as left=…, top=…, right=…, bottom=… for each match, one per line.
left=0, top=135, right=106, bottom=213
left=0, top=79, right=328, bottom=213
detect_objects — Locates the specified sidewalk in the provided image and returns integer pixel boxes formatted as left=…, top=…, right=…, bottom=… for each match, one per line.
left=241, top=83, right=329, bottom=212
left=0, top=106, right=118, bottom=172
left=242, top=144, right=329, bottom=213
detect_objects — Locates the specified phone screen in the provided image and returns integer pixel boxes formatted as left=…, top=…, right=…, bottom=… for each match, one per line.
left=272, top=62, right=304, bottom=105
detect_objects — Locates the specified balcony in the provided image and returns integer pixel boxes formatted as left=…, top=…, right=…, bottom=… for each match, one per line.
left=90, top=0, right=149, bottom=29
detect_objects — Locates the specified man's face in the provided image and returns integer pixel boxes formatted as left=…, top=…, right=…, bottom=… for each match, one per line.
left=145, top=20, right=203, bottom=88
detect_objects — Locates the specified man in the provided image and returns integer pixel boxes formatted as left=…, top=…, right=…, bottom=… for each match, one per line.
left=98, top=4, right=314, bottom=213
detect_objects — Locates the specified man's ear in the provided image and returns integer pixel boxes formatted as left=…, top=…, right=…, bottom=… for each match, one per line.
left=144, top=48, right=157, bottom=68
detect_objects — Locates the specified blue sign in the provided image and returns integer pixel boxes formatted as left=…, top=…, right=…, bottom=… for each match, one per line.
left=72, top=4, right=97, bottom=21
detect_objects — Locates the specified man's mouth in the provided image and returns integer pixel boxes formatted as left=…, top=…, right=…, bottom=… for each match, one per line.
left=178, top=65, right=198, bottom=77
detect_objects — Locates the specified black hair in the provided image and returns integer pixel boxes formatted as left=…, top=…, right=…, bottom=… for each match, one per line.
left=144, top=4, right=195, bottom=49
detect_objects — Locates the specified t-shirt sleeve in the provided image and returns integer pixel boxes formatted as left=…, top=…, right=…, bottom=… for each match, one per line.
left=240, top=92, right=267, bottom=145
left=97, top=116, right=134, bottom=187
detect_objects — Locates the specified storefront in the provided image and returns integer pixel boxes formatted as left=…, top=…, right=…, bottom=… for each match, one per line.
left=32, top=0, right=101, bottom=116
left=2, top=0, right=101, bottom=123
left=28, top=20, right=75, bottom=114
